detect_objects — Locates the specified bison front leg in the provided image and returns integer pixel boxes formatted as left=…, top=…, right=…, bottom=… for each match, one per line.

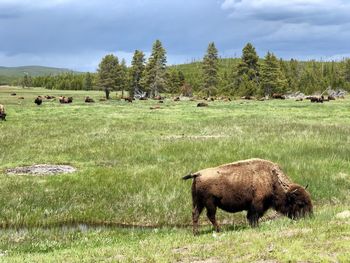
left=247, top=202, right=264, bottom=228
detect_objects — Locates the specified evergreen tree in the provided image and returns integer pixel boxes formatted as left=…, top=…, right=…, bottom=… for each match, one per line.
left=237, top=43, right=259, bottom=81
left=260, top=52, right=286, bottom=96
left=119, top=59, right=128, bottom=97
left=167, top=68, right=186, bottom=94
left=344, top=58, right=350, bottom=83
left=202, top=42, right=219, bottom=97
left=129, top=50, right=145, bottom=97
left=141, top=40, right=167, bottom=97
left=97, top=54, right=120, bottom=99
left=84, top=72, right=93, bottom=90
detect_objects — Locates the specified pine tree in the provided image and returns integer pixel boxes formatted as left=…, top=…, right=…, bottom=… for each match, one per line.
left=141, top=40, right=167, bottom=97
left=119, top=59, right=128, bottom=98
left=235, top=43, right=260, bottom=96
left=260, top=52, right=286, bottom=96
left=237, top=43, right=259, bottom=81
left=202, top=42, right=219, bottom=97
left=129, top=50, right=145, bottom=97
left=83, top=72, right=93, bottom=90
left=97, top=54, right=120, bottom=99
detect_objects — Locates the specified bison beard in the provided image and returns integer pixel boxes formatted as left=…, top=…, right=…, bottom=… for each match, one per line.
left=183, top=159, right=313, bottom=235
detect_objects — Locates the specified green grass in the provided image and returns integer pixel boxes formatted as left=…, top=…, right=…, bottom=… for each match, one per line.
left=0, top=86, right=350, bottom=261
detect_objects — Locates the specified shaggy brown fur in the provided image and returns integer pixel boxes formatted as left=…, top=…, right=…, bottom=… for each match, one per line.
left=34, top=97, right=42, bottom=105
left=183, top=159, right=313, bottom=235
left=174, top=97, right=180, bottom=101
left=0, top=104, right=6, bottom=121
left=197, top=102, right=208, bottom=107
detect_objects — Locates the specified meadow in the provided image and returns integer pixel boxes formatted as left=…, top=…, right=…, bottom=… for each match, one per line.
left=0, top=86, right=349, bottom=262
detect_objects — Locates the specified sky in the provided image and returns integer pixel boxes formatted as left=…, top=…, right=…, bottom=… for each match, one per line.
left=1, top=0, right=350, bottom=71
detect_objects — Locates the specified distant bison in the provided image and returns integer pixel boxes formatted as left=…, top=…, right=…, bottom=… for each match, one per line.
left=183, top=159, right=313, bottom=235
left=59, top=96, right=73, bottom=104
left=124, top=97, right=133, bottom=103
left=272, top=93, right=286, bottom=99
left=197, top=102, right=208, bottom=107
left=310, top=96, right=323, bottom=103
left=174, top=97, right=180, bottom=102
left=10, top=93, right=16, bottom=96
left=0, top=104, right=6, bottom=121
left=34, top=97, right=42, bottom=105
left=85, top=96, right=95, bottom=103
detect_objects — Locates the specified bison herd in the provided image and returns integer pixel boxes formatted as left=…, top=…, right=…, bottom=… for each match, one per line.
left=0, top=91, right=347, bottom=122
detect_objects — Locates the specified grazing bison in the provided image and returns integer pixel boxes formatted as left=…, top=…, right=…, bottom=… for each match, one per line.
left=183, top=159, right=313, bottom=235
left=197, top=102, right=208, bottom=107
left=85, top=96, right=95, bottom=103
left=34, top=97, right=42, bottom=105
left=0, top=104, right=6, bottom=121
left=174, top=97, right=180, bottom=102
left=10, top=93, right=16, bottom=96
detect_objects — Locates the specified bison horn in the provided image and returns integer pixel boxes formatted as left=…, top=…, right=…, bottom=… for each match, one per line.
left=304, top=184, right=309, bottom=189
left=290, top=188, right=299, bottom=194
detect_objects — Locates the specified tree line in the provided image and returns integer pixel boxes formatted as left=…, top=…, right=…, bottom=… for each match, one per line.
left=25, top=41, right=350, bottom=98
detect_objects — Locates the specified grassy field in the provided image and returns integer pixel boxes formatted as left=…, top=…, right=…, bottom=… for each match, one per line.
left=0, top=86, right=349, bottom=262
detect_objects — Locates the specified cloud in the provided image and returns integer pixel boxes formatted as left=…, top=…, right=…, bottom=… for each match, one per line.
left=221, top=0, right=350, bottom=25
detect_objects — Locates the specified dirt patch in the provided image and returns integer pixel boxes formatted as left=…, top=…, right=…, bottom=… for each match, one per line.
left=5, top=164, right=76, bottom=176
left=335, top=210, right=350, bottom=219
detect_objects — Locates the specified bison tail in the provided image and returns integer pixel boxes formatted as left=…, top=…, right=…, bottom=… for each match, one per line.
left=182, top=173, right=200, bottom=180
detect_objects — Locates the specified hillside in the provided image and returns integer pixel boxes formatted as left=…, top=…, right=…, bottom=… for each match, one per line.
left=0, top=66, right=80, bottom=84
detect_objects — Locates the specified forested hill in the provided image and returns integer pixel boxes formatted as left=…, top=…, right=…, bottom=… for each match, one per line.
left=0, top=66, right=80, bottom=84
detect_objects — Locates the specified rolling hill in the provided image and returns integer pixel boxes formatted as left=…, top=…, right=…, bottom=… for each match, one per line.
left=0, top=65, right=81, bottom=84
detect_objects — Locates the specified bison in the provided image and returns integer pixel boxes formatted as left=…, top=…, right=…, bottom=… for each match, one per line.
left=124, top=97, right=133, bottom=103
left=183, top=159, right=313, bottom=235
left=0, top=104, right=6, bottom=121
left=34, top=97, right=42, bottom=105
left=85, top=96, right=95, bottom=103
left=272, top=93, right=286, bottom=99
left=197, top=102, right=208, bottom=107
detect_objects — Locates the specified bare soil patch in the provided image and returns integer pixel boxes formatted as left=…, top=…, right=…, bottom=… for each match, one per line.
left=5, top=164, right=76, bottom=176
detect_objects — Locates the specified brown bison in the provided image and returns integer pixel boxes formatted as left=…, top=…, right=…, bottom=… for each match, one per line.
left=85, top=96, right=95, bottom=103
left=174, top=97, right=180, bottom=102
left=0, top=104, right=6, bottom=121
left=272, top=93, right=286, bottom=99
left=183, top=159, right=313, bottom=235
left=59, top=96, right=73, bottom=104
left=34, top=97, right=42, bottom=105
left=124, top=97, right=133, bottom=103
left=197, top=102, right=208, bottom=107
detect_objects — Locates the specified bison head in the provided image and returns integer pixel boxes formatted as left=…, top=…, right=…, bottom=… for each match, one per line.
left=284, top=184, right=313, bottom=219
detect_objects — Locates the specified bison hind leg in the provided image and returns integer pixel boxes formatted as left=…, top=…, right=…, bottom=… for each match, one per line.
left=205, top=199, right=220, bottom=233
left=192, top=203, right=204, bottom=235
